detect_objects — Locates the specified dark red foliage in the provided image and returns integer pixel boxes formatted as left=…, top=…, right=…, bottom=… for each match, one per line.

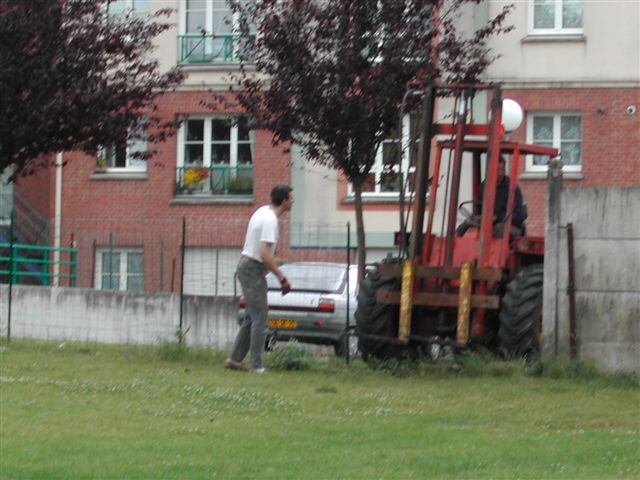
left=228, top=0, right=513, bottom=186
left=225, top=0, right=513, bottom=272
left=0, top=0, right=185, bottom=177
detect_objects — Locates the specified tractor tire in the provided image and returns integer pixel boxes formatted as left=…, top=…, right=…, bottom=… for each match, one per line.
left=498, top=264, right=544, bottom=359
left=355, top=264, right=400, bottom=361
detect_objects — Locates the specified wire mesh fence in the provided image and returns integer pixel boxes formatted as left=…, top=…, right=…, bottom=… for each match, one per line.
left=1, top=216, right=359, bottom=346
left=5, top=217, right=357, bottom=296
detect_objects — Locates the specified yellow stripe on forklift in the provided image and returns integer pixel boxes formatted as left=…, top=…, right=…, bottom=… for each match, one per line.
left=456, top=261, right=472, bottom=345
left=398, top=260, right=414, bottom=344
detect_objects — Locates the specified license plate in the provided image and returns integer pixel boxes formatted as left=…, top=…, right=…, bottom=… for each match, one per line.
left=268, top=319, right=298, bottom=329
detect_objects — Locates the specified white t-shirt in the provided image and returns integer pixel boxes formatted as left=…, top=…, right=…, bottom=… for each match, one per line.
left=241, top=205, right=278, bottom=262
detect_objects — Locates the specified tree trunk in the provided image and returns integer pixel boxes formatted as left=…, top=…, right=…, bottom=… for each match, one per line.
left=353, top=182, right=367, bottom=282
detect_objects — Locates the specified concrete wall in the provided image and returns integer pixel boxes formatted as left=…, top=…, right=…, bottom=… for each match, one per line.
left=544, top=180, right=640, bottom=373
left=0, top=285, right=239, bottom=350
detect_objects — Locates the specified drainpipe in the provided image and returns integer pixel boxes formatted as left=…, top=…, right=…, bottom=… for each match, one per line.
left=53, top=152, right=63, bottom=286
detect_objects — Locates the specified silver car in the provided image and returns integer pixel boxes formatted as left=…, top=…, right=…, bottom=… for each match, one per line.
left=238, top=262, right=358, bottom=358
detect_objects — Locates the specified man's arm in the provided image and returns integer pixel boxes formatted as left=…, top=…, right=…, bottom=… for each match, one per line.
left=260, top=242, right=291, bottom=294
left=259, top=242, right=285, bottom=281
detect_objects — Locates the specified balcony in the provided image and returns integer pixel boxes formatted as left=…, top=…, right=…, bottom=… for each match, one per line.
left=176, top=165, right=253, bottom=196
left=179, top=33, right=256, bottom=64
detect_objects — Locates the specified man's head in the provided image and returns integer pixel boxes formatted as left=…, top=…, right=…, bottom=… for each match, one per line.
left=271, top=184, right=293, bottom=211
left=498, top=156, right=507, bottom=183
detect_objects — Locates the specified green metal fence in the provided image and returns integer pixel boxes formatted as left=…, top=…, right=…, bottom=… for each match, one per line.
left=0, top=243, right=78, bottom=286
left=179, top=33, right=256, bottom=64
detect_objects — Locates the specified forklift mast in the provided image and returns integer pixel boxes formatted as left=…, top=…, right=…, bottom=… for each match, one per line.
left=407, top=83, right=505, bottom=268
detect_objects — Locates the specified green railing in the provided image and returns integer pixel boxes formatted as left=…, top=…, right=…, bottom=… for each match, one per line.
left=176, top=164, right=253, bottom=196
left=0, top=243, right=78, bottom=286
left=179, top=33, right=256, bottom=64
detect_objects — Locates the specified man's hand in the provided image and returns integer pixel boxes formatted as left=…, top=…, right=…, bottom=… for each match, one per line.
left=280, top=276, right=292, bottom=295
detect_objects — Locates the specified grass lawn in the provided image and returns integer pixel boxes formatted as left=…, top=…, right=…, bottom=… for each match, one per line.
left=1, top=339, right=638, bottom=479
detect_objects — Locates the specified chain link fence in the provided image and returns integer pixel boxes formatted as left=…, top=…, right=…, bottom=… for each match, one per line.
left=34, top=217, right=357, bottom=296
left=1, top=216, right=360, bottom=345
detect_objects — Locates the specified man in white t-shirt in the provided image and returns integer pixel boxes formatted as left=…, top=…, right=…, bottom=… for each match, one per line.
left=225, top=184, right=294, bottom=373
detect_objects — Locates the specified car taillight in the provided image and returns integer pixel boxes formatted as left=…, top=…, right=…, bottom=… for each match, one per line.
left=318, top=298, right=335, bottom=313
left=238, top=297, right=246, bottom=308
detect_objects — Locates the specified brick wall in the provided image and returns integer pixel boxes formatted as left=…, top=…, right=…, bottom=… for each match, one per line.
left=503, top=87, right=640, bottom=235
left=13, top=156, right=55, bottom=235
left=27, top=90, right=293, bottom=291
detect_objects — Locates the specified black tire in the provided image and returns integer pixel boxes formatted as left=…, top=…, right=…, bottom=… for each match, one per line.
left=498, top=264, right=544, bottom=359
left=355, top=264, right=400, bottom=361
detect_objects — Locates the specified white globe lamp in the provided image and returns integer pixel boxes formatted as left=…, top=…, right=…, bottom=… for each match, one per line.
left=502, top=99, right=524, bottom=133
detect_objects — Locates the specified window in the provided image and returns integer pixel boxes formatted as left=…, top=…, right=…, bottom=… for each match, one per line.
left=350, top=114, right=419, bottom=197
left=181, top=0, right=256, bottom=63
left=177, top=117, right=254, bottom=194
left=99, top=118, right=147, bottom=171
left=96, top=248, right=144, bottom=291
left=529, top=0, right=583, bottom=34
left=108, top=0, right=149, bottom=16
left=526, top=112, right=582, bottom=172
left=181, top=117, right=254, bottom=167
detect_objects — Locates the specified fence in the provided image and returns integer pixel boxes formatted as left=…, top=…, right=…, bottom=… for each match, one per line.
left=0, top=243, right=77, bottom=286
left=1, top=217, right=358, bottom=348
left=32, top=217, right=357, bottom=295
left=543, top=164, right=639, bottom=374
left=0, top=284, right=239, bottom=349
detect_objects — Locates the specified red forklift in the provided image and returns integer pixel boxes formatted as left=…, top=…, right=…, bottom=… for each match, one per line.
left=355, top=83, right=559, bottom=360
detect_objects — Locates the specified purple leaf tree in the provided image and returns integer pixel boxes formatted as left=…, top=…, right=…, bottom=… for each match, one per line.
left=227, top=0, right=513, bottom=277
left=0, top=0, right=185, bottom=178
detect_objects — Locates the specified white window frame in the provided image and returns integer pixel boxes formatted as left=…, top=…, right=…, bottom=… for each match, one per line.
left=348, top=114, right=417, bottom=198
left=182, top=0, right=257, bottom=33
left=183, top=0, right=232, bottom=35
left=99, top=117, right=147, bottom=172
left=95, top=247, right=144, bottom=291
left=181, top=0, right=256, bottom=63
left=177, top=116, right=254, bottom=169
left=528, top=0, right=584, bottom=35
left=108, top=0, right=149, bottom=16
left=525, top=112, right=582, bottom=173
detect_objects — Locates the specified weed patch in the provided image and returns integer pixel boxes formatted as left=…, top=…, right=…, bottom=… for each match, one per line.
left=265, top=340, right=313, bottom=371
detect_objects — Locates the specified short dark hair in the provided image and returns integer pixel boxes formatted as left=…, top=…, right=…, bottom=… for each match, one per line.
left=271, top=184, right=292, bottom=206
left=499, top=155, right=506, bottom=165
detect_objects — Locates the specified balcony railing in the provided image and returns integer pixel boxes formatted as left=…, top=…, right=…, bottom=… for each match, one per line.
left=176, top=165, right=253, bottom=196
left=179, top=33, right=256, bottom=64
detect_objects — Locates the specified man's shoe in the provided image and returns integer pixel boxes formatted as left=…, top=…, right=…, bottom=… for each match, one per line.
left=250, top=367, right=267, bottom=374
left=224, top=359, right=248, bottom=371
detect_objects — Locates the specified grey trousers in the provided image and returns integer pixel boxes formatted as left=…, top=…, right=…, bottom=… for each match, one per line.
left=229, top=256, right=269, bottom=369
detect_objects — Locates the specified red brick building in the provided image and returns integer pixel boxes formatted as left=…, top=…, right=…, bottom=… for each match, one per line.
left=502, top=87, right=640, bottom=235
left=8, top=0, right=640, bottom=293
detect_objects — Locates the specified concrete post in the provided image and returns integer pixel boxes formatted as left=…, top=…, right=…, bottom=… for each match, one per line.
left=542, top=159, right=564, bottom=357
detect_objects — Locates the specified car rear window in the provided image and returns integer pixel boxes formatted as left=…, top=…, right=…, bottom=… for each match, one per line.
left=267, top=264, right=347, bottom=293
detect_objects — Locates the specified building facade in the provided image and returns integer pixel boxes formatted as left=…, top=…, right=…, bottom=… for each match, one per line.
left=10, top=0, right=640, bottom=294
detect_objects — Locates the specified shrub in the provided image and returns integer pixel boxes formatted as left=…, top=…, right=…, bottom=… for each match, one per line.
left=266, top=341, right=312, bottom=371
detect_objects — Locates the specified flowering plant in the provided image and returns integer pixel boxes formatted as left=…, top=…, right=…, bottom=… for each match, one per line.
left=183, top=167, right=209, bottom=189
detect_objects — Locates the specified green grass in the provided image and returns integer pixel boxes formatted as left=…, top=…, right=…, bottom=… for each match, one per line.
left=1, top=339, right=638, bottom=479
